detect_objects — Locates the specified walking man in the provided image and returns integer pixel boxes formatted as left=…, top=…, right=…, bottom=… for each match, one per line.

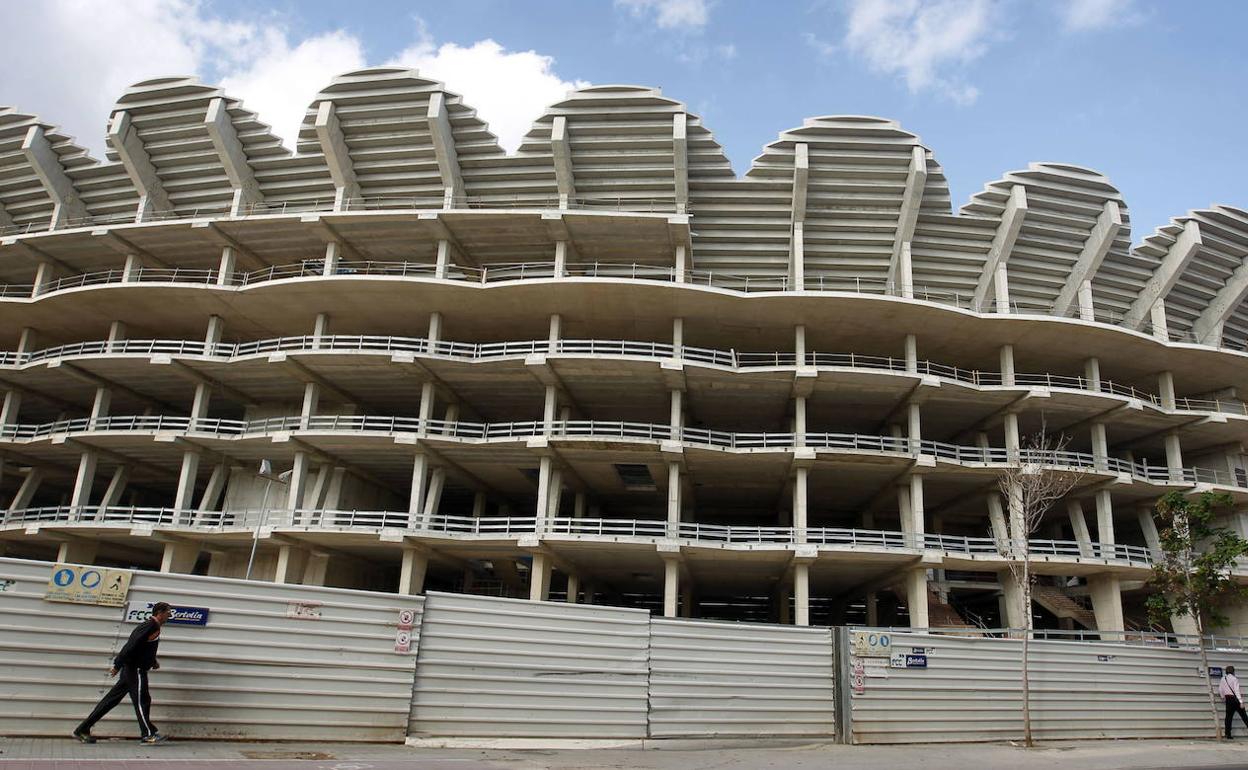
left=73, top=602, right=172, bottom=744
left=1221, top=665, right=1248, bottom=739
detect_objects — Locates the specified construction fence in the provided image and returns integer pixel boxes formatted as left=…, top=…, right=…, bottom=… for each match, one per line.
left=0, top=557, right=1238, bottom=743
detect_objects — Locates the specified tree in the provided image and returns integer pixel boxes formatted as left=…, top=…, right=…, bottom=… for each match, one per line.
left=993, top=427, right=1081, bottom=747
left=1146, top=490, right=1248, bottom=739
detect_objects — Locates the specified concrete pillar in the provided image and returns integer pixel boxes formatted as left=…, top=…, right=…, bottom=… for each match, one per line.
left=908, top=474, right=925, bottom=536
left=669, top=388, right=683, bottom=436
left=999, top=344, right=1016, bottom=387
left=905, top=568, right=929, bottom=629
left=666, top=462, right=681, bottom=533
left=204, top=315, right=225, bottom=354
left=987, top=494, right=1008, bottom=546
left=534, top=456, right=553, bottom=531
left=399, top=547, right=429, bottom=595
left=994, top=262, right=1010, bottom=313
left=566, top=573, right=580, bottom=603
left=1095, top=490, right=1115, bottom=548
left=323, top=242, right=341, bottom=276
left=674, top=245, right=687, bottom=282
left=31, top=262, right=56, bottom=297
left=69, top=450, right=98, bottom=512
left=553, top=241, right=568, bottom=277
left=435, top=240, right=451, bottom=278
left=795, top=324, right=807, bottom=367
left=1138, top=506, right=1161, bottom=552
left=1088, top=574, right=1124, bottom=633
left=90, top=387, right=111, bottom=422
left=573, top=492, right=586, bottom=519
left=866, top=592, right=879, bottom=626
left=907, top=402, right=921, bottom=450
left=423, top=467, right=447, bottom=521
left=794, top=467, right=809, bottom=543
left=173, top=450, right=201, bottom=515
left=160, top=541, right=200, bottom=573
left=1067, top=499, right=1094, bottom=557
left=217, top=246, right=237, bottom=286
left=545, top=468, right=563, bottom=519
left=1150, top=301, right=1169, bottom=341
left=0, top=390, right=21, bottom=428
left=529, top=552, right=552, bottom=601
left=303, top=553, right=329, bottom=586
left=663, top=557, right=679, bottom=618
left=312, top=312, right=331, bottom=348
left=898, top=242, right=913, bottom=299
left=897, top=482, right=913, bottom=544
left=1003, top=412, right=1021, bottom=457
left=904, top=334, right=918, bottom=374
left=57, top=540, right=98, bottom=564
left=794, top=563, right=811, bottom=626
left=794, top=396, right=807, bottom=446
left=1091, top=421, right=1109, bottom=471
left=473, top=491, right=487, bottom=519
left=999, top=569, right=1028, bottom=629
left=1084, top=357, right=1102, bottom=392
left=1158, top=371, right=1177, bottom=410
left=547, top=312, right=561, bottom=354
left=198, top=462, right=227, bottom=512
left=96, top=465, right=129, bottom=518
left=121, top=254, right=142, bottom=282
left=409, top=454, right=429, bottom=521
left=286, top=451, right=310, bottom=511
left=8, top=468, right=43, bottom=511
left=274, top=545, right=309, bottom=584
left=300, top=383, right=319, bottom=429
left=1078, top=279, right=1095, bottom=321
left=1164, top=431, right=1184, bottom=476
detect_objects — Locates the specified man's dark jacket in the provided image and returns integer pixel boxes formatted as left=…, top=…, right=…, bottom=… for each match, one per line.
left=114, top=619, right=161, bottom=670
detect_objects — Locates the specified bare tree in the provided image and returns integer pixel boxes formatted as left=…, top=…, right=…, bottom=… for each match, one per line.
left=993, top=426, right=1081, bottom=747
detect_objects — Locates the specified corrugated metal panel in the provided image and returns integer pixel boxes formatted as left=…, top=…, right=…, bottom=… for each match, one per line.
left=409, top=592, right=650, bottom=738
left=850, top=631, right=1229, bottom=744
left=648, top=618, right=835, bottom=737
left=0, top=557, right=422, bottom=741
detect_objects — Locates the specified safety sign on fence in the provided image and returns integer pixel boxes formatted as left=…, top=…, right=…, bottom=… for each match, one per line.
left=851, top=630, right=892, bottom=657
left=124, top=601, right=211, bottom=626
left=44, top=563, right=132, bottom=606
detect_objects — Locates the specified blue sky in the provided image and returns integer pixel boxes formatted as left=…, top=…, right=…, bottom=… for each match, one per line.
left=1, top=0, right=1245, bottom=237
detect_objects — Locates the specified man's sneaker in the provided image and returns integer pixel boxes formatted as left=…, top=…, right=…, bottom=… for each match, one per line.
left=139, top=733, right=168, bottom=744
left=72, top=729, right=96, bottom=744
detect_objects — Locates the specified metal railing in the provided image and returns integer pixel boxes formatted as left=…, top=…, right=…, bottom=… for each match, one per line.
left=1, top=506, right=1157, bottom=567
left=1, top=415, right=1241, bottom=489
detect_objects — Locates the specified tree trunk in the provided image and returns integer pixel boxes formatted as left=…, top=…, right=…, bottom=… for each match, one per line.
left=1196, top=615, right=1222, bottom=740
left=1022, top=561, right=1033, bottom=747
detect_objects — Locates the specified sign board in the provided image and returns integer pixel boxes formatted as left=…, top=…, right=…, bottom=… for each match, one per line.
left=394, top=629, right=412, bottom=654
left=397, top=608, right=416, bottom=629
left=1097, top=654, right=1117, bottom=663
left=124, top=601, right=210, bottom=626
left=1210, top=666, right=1224, bottom=679
left=889, top=652, right=927, bottom=669
left=851, top=631, right=892, bottom=657
left=905, top=653, right=927, bottom=669
left=862, top=658, right=889, bottom=678
left=44, top=564, right=131, bottom=607
left=852, top=660, right=866, bottom=694
left=287, top=601, right=322, bottom=620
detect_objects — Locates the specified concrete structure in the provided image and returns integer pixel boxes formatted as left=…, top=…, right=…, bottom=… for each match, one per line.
left=1, top=69, right=1248, bottom=633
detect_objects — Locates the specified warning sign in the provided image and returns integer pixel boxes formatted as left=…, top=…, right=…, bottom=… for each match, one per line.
left=45, top=563, right=132, bottom=607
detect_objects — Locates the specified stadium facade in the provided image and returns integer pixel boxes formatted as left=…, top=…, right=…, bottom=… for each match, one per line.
left=1, top=68, right=1247, bottom=634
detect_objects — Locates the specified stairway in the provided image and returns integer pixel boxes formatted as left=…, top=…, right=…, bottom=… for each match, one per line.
left=1031, top=584, right=1098, bottom=629
left=927, top=589, right=979, bottom=632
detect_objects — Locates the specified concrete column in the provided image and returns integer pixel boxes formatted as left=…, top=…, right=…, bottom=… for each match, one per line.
left=987, top=494, right=1008, bottom=545
left=534, top=456, right=553, bottom=531
left=303, top=553, right=329, bottom=586
left=173, top=450, right=201, bottom=516
left=543, top=386, right=558, bottom=432
left=908, top=474, right=925, bottom=536
left=897, top=482, right=913, bottom=544
left=794, top=395, right=807, bottom=447
left=666, top=462, right=681, bottom=533
left=204, top=315, right=225, bottom=354
left=999, top=344, right=1016, bottom=387
left=160, top=541, right=200, bottom=573
left=1091, top=421, right=1109, bottom=471
left=897, top=242, right=913, bottom=299
left=907, top=402, right=921, bottom=450
left=1078, top=279, right=1095, bottom=321
left=1164, top=431, right=1184, bottom=477
left=96, top=465, right=129, bottom=518
left=794, top=324, right=807, bottom=367
left=1150, top=301, right=1169, bottom=341
left=120, top=254, right=142, bottom=282
left=1158, top=371, right=1177, bottom=410
left=994, top=262, right=1010, bottom=313
left=216, top=246, right=236, bottom=286
left=286, top=451, right=310, bottom=511
left=999, top=569, right=1028, bottom=629
left=0, top=390, right=21, bottom=428
left=663, top=557, right=679, bottom=618
left=794, top=563, right=811, bottom=626
left=529, top=552, right=552, bottom=601
left=904, top=334, right=918, bottom=374
left=31, top=262, right=56, bottom=297
left=473, top=491, right=487, bottom=519
left=905, top=568, right=929, bottom=629
left=69, top=450, right=99, bottom=513
left=1088, top=574, right=1125, bottom=633
left=573, top=492, right=586, bottom=519
left=312, top=312, right=331, bottom=348
left=1067, top=499, right=1093, bottom=556
left=8, top=468, right=43, bottom=511
left=300, top=383, right=319, bottom=429
left=1095, top=490, right=1115, bottom=550
left=553, top=241, right=568, bottom=277
left=794, top=467, right=809, bottom=543
left=423, top=467, right=447, bottom=522
left=427, top=311, right=443, bottom=345
left=322, top=241, right=341, bottom=276
left=1138, top=506, right=1161, bottom=552
left=1084, top=357, right=1102, bottom=392
left=434, top=240, right=451, bottom=279
left=566, top=573, right=580, bottom=603
left=865, top=592, right=879, bottom=626
left=674, top=245, right=687, bottom=282
left=408, top=454, right=429, bottom=521
left=197, top=462, right=227, bottom=512
left=273, top=545, right=309, bottom=584
left=399, top=547, right=429, bottom=595
left=57, top=540, right=98, bottom=565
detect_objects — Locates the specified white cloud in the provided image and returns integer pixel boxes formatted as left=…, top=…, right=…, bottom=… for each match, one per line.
left=1057, top=0, right=1140, bottom=32
left=391, top=37, right=588, bottom=153
left=616, top=0, right=710, bottom=29
left=220, top=31, right=365, bottom=148
left=838, top=0, right=997, bottom=105
left=0, top=2, right=587, bottom=158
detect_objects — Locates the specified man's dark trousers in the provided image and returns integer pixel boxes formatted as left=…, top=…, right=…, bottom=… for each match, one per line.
left=76, top=665, right=156, bottom=738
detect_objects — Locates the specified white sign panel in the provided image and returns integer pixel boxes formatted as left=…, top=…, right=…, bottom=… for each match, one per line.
left=851, top=630, right=892, bottom=657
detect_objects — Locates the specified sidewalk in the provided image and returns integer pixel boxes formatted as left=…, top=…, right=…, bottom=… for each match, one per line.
left=2, top=737, right=1248, bottom=769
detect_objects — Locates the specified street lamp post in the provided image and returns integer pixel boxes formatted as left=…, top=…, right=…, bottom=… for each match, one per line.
left=245, top=459, right=291, bottom=580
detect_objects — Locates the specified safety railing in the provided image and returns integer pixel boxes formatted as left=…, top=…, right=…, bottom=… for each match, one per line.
left=0, top=506, right=1157, bottom=567
left=0, top=415, right=1241, bottom=490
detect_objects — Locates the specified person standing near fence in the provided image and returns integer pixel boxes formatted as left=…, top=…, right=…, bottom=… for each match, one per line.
left=73, top=602, right=172, bottom=744
left=1221, top=665, right=1248, bottom=739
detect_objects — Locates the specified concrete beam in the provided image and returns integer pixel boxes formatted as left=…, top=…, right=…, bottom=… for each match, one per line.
left=152, top=357, right=258, bottom=407
left=204, top=97, right=263, bottom=214
left=1193, top=246, right=1248, bottom=345
left=191, top=221, right=269, bottom=269
left=302, top=215, right=364, bottom=261
left=47, top=361, right=179, bottom=413
left=92, top=229, right=170, bottom=269
left=426, top=92, right=464, bottom=205
left=271, top=354, right=361, bottom=406
left=1125, top=219, right=1202, bottom=330
left=673, top=113, right=688, bottom=214
left=22, top=125, right=88, bottom=226
left=1052, top=200, right=1123, bottom=317
left=3, top=239, right=74, bottom=273
left=108, top=110, right=173, bottom=218
left=791, top=143, right=809, bottom=224
left=417, top=212, right=471, bottom=266
left=886, top=146, right=928, bottom=291
left=973, top=185, right=1027, bottom=310
left=313, top=101, right=360, bottom=207
left=551, top=116, right=576, bottom=206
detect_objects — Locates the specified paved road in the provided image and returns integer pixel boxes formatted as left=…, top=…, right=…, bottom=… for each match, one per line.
left=4, top=738, right=1248, bottom=769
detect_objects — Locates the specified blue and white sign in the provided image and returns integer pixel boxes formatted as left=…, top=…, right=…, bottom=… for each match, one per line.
left=1210, top=666, right=1225, bottom=679
left=905, top=654, right=927, bottom=669
left=124, top=601, right=210, bottom=626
